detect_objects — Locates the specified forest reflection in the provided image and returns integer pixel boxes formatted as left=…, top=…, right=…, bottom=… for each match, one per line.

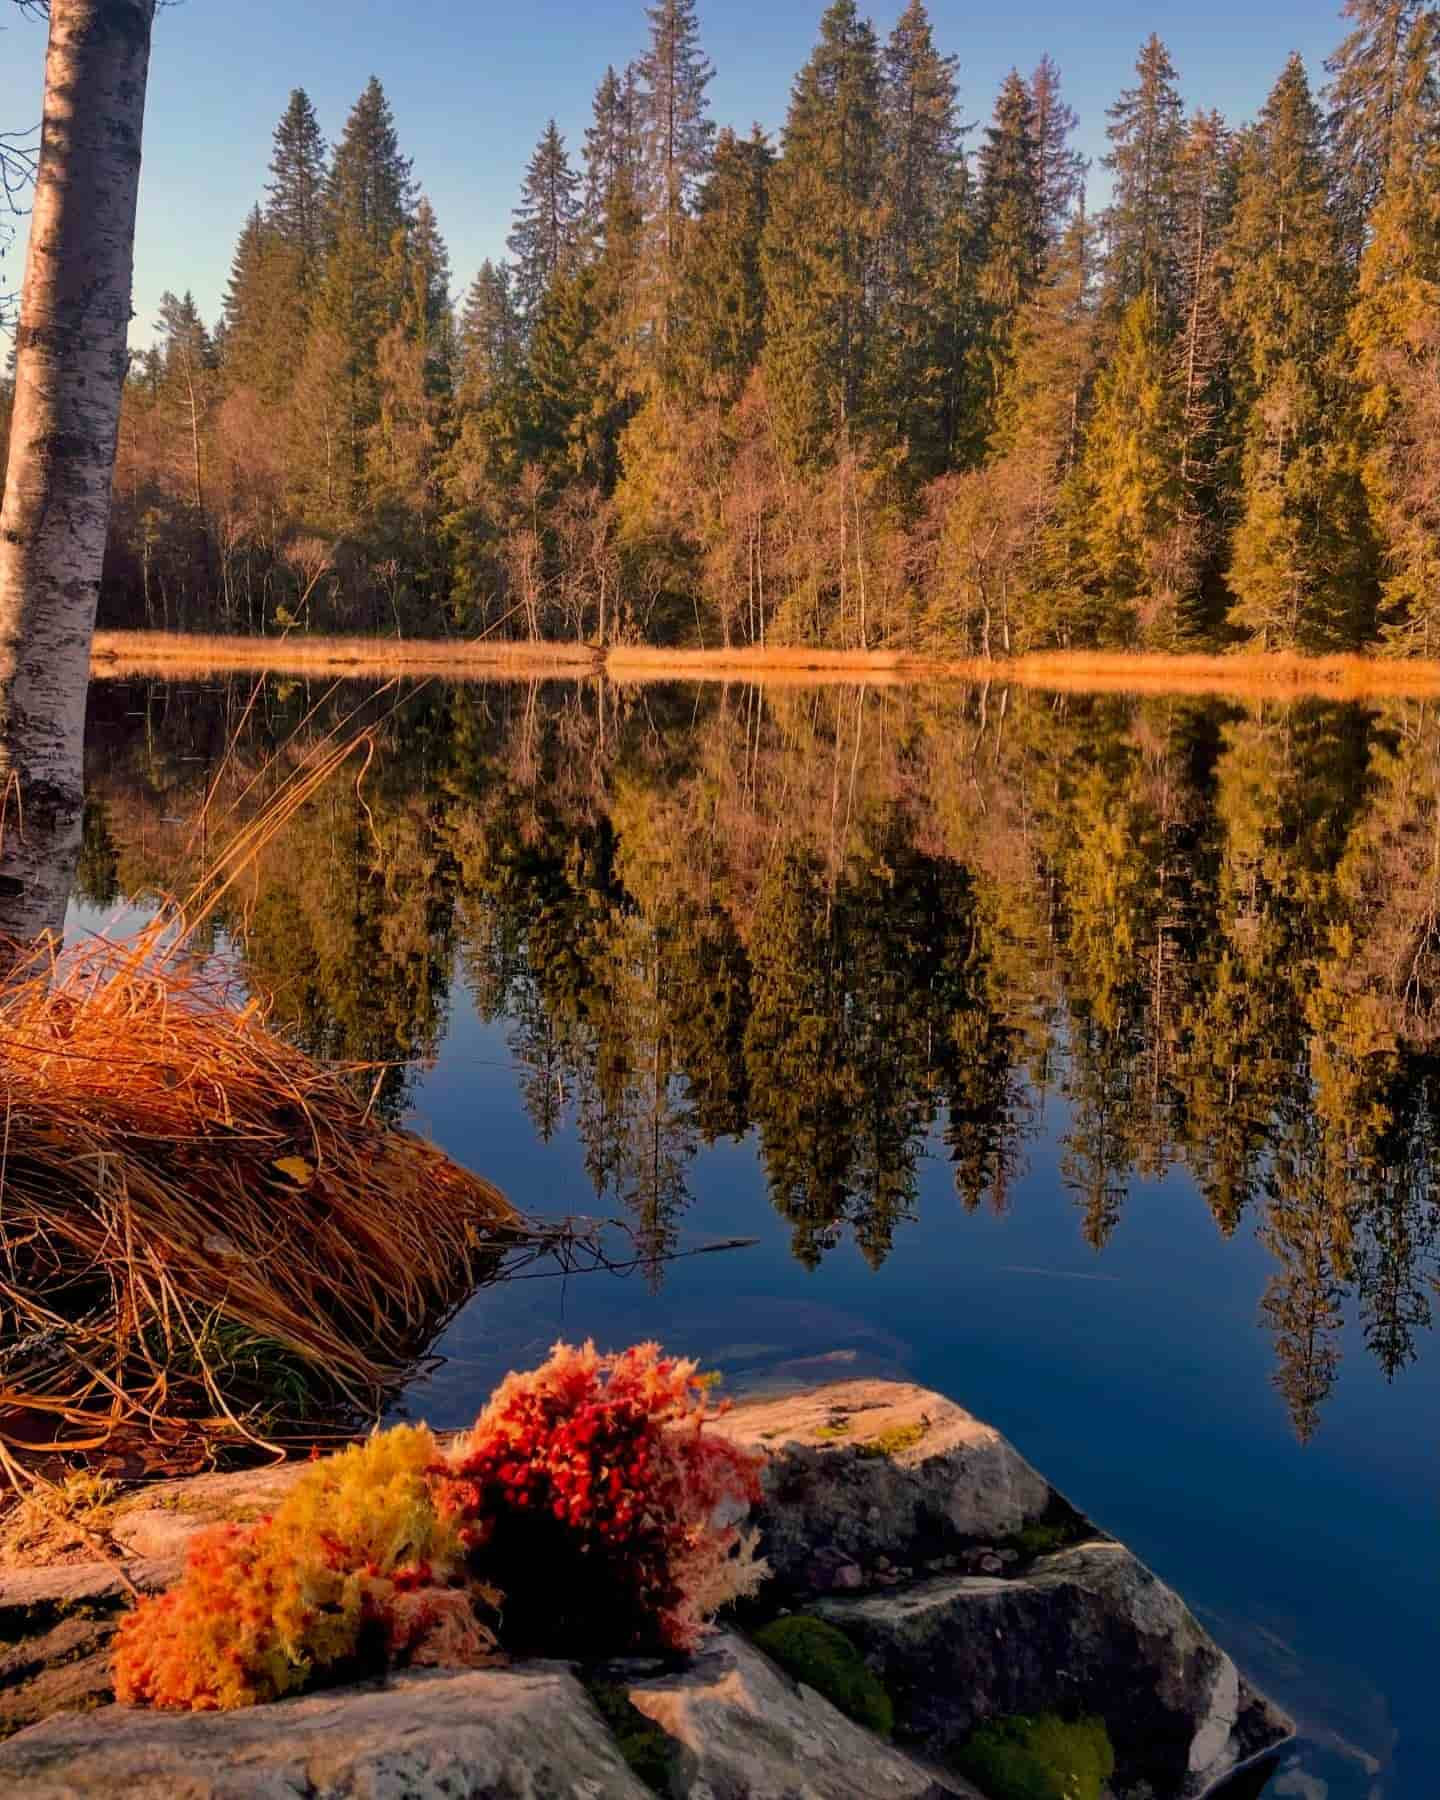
left=78, top=674, right=1440, bottom=1443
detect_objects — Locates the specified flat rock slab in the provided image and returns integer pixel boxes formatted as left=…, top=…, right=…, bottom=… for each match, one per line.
left=710, top=1379, right=1059, bottom=1591
left=0, top=1665, right=652, bottom=1798
left=624, top=1628, right=975, bottom=1800
left=817, top=1541, right=1294, bottom=1800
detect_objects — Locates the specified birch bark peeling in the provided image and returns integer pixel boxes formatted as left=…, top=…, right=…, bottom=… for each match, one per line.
left=0, top=0, right=158, bottom=947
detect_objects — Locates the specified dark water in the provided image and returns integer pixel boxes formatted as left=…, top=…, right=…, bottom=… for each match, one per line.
left=72, top=675, right=1438, bottom=1799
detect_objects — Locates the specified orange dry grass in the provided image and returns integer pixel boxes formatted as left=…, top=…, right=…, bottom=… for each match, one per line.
left=0, top=930, right=517, bottom=1482
left=91, top=630, right=601, bottom=680
left=608, top=644, right=1440, bottom=696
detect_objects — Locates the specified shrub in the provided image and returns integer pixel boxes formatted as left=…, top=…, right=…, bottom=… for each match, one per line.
left=114, top=1341, right=766, bottom=1710
left=114, top=1425, right=498, bottom=1710
left=436, top=1340, right=766, bottom=1655
left=751, top=1615, right=894, bottom=1737
left=954, top=1713, right=1116, bottom=1800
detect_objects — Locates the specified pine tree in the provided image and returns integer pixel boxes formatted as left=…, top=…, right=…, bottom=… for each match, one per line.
left=508, top=121, right=582, bottom=325
left=1103, top=36, right=1185, bottom=318
left=266, top=87, right=329, bottom=269
left=583, top=65, right=641, bottom=249
left=761, top=0, right=884, bottom=466
left=1348, top=12, right=1440, bottom=648
left=670, top=125, right=771, bottom=401
left=1326, top=0, right=1436, bottom=263
left=1029, top=54, right=1086, bottom=250
left=874, top=0, right=967, bottom=477
left=972, top=71, right=1044, bottom=418
left=1226, top=56, right=1374, bottom=648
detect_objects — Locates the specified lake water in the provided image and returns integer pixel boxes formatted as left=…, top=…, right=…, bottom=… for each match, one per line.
left=71, top=674, right=1438, bottom=1799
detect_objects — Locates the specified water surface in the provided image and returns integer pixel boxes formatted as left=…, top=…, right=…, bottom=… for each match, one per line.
left=73, top=675, right=1439, bottom=1799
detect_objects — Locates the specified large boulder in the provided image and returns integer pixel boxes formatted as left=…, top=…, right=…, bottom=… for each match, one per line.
left=0, top=1665, right=653, bottom=1798
left=815, top=1542, right=1293, bottom=1799
left=710, top=1380, right=1062, bottom=1593
left=622, top=1627, right=977, bottom=1800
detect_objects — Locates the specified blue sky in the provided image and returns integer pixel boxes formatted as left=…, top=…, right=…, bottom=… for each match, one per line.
left=2, top=1, right=1344, bottom=344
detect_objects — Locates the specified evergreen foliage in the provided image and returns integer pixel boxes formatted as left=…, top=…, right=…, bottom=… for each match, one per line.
left=82, top=5, right=1440, bottom=656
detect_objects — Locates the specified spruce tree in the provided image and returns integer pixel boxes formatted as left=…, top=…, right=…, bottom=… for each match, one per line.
left=761, top=0, right=884, bottom=465
left=1326, top=0, right=1436, bottom=263
left=1030, top=54, right=1087, bottom=250
left=508, top=121, right=582, bottom=325
left=459, top=260, right=522, bottom=409
left=1081, top=289, right=1182, bottom=638
left=1348, top=12, right=1440, bottom=648
left=583, top=65, right=641, bottom=249
left=266, top=88, right=329, bottom=269
left=637, top=1, right=715, bottom=288
left=1170, top=109, right=1233, bottom=621
left=1226, top=56, right=1373, bottom=648
left=1103, top=35, right=1185, bottom=318
left=221, top=206, right=306, bottom=404
left=324, top=77, right=414, bottom=257
left=973, top=71, right=1045, bottom=418
left=671, top=125, right=772, bottom=401
left=311, top=78, right=417, bottom=511
left=874, top=0, right=967, bottom=477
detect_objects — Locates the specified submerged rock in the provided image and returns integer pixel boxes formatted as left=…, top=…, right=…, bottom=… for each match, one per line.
left=816, top=1542, right=1292, bottom=1799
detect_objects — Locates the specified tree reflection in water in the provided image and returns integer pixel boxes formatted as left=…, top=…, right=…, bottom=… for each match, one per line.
left=79, top=674, right=1440, bottom=1439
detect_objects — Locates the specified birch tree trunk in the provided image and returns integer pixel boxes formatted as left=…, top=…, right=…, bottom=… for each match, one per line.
left=0, top=0, right=157, bottom=951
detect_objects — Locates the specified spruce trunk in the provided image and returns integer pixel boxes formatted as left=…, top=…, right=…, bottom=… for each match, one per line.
left=0, top=0, right=157, bottom=948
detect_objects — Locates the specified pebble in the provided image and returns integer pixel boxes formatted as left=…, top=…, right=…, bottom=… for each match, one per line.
left=979, top=1554, right=1004, bottom=1575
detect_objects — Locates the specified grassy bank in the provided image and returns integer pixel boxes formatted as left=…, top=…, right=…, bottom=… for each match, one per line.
left=90, top=632, right=1440, bottom=696
left=91, top=630, right=601, bottom=679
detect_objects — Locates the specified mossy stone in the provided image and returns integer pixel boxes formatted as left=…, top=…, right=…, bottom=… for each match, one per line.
left=954, top=1712, right=1115, bottom=1800
left=751, top=1615, right=894, bottom=1738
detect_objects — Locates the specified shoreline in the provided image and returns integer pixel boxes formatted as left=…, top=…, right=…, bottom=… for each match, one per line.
left=90, top=630, right=1440, bottom=697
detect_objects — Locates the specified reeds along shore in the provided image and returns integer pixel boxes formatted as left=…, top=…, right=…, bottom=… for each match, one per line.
left=0, top=930, right=517, bottom=1488
left=91, top=631, right=1440, bottom=698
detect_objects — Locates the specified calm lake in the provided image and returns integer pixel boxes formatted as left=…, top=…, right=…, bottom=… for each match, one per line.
left=70, top=674, right=1437, bottom=1799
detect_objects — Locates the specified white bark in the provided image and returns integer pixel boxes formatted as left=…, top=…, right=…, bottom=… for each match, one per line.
left=0, top=0, right=157, bottom=949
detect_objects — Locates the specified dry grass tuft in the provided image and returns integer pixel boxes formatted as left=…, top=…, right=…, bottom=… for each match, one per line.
left=0, top=928, right=517, bottom=1486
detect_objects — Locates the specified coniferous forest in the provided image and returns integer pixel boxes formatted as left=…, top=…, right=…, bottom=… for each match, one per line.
left=10, top=0, right=1440, bottom=656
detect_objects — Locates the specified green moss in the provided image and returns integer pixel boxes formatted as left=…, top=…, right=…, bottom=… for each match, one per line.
left=584, top=1681, right=677, bottom=1795
left=857, top=1420, right=929, bottom=1458
left=954, top=1713, right=1115, bottom=1800
left=751, top=1615, right=894, bottom=1738
left=998, top=1495, right=1092, bottom=1564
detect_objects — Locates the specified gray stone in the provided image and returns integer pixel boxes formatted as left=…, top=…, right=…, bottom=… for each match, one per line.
left=0, top=1665, right=652, bottom=1798
left=711, top=1381, right=1058, bottom=1591
left=816, top=1541, right=1294, bottom=1800
left=624, top=1628, right=976, bottom=1800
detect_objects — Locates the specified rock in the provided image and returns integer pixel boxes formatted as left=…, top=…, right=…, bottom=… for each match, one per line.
left=624, top=1628, right=977, bottom=1800
left=831, top=1563, right=865, bottom=1592
left=816, top=1541, right=1294, bottom=1800
left=0, top=1665, right=653, bottom=1798
left=712, top=1380, right=1060, bottom=1591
